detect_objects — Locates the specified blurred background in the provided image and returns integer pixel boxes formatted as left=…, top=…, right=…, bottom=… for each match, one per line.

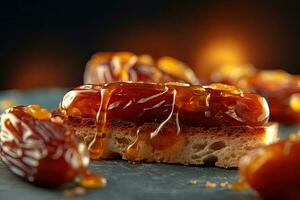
left=1, top=0, right=300, bottom=90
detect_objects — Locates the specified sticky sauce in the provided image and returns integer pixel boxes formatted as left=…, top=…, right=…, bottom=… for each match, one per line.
left=80, top=171, right=107, bottom=189
left=88, top=86, right=115, bottom=159
left=61, top=82, right=269, bottom=127
left=60, top=82, right=270, bottom=161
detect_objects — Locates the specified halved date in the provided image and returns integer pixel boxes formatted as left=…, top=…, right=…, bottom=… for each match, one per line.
left=0, top=105, right=89, bottom=187
left=60, top=82, right=270, bottom=127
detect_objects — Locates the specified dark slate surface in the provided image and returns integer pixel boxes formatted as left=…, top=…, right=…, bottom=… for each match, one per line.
left=0, top=88, right=299, bottom=200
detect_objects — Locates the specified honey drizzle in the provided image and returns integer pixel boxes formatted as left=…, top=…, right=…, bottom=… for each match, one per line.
left=150, top=87, right=177, bottom=138
left=175, top=111, right=181, bottom=134
left=62, top=83, right=270, bottom=129
left=79, top=171, right=107, bottom=189
left=63, top=170, right=107, bottom=196
left=88, top=84, right=115, bottom=159
left=125, top=86, right=178, bottom=159
left=125, top=128, right=141, bottom=160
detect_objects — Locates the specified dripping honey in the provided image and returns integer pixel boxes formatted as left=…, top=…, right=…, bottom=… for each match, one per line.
left=80, top=171, right=107, bottom=189
left=60, top=82, right=270, bottom=161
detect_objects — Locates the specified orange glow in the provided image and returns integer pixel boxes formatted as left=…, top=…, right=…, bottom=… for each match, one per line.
left=201, top=39, right=246, bottom=66
left=195, top=38, right=249, bottom=82
left=7, top=50, right=76, bottom=89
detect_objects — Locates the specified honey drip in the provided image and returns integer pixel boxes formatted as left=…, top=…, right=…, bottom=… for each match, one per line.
left=175, top=112, right=181, bottom=134
left=63, top=171, right=107, bottom=197
left=125, top=87, right=178, bottom=160
left=88, top=86, right=115, bottom=159
left=61, top=83, right=270, bottom=128
left=150, top=88, right=176, bottom=138
left=125, top=128, right=142, bottom=160
left=60, top=82, right=270, bottom=160
left=124, top=87, right=177, bottom=160
left=80, top=171, right=107, bottom=189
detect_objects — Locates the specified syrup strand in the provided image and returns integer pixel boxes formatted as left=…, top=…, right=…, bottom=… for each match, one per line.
left=125, top=128, right=141, bottom=160
left=150, top=87, right=177, bottom=138
left=175, top=111, right=181, bottom=135
left=88, top=85, right=115, bottom=159
left=80, top=171, right=107, bottom=189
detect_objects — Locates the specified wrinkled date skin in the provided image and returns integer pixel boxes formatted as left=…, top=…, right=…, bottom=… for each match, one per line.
left=0, top=105, right=89, bottom=187
left=84, top=51, right=200, bottom=85
left=60, top=82, right=270, bottom=127
left=239, top=139, right=300, bottom=200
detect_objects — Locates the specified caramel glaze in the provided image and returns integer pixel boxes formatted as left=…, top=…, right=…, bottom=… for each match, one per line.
left=60, top=82, right=270, bottom=159
left=84, top=52, right=200, bottom=85
left=61, top=82, right=269, bottom=128
left=0, top=105, right=90, bottom=187
left=239, top=138, right=300, bottom=200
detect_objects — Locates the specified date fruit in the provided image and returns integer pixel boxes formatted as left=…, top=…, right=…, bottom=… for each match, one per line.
left=84, top=51, right=200, bottom=85
left=0, top=105, right=89, bottom=187
left=239, top=136, right=300, bottom=200
left=60, top=82, right=270, bottom=128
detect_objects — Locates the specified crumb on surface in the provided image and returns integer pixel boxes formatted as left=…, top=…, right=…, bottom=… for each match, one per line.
left=128, top=160, right=140, bottom=165
left=228, top=181, right=249, bottom=190
left=63, top=187, right=86, bottom=197
left=220, top=181, right=229, bottom=188
left=190, top=179, right=198, bottom=185
left=202, top=180, right=247, bottom=190
left=80, top=173, right=107, bottom=189
left=204, top=181, right=217, bottom=188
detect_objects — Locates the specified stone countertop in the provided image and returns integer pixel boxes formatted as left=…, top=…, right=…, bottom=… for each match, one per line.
left=0, top=88, right=298, bottom=200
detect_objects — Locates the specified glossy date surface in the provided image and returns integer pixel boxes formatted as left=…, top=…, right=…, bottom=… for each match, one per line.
left=60, top=82, right=270, bottom=128
left=0, top=105, right=89, bottom=187
left=84, top=52, right=200, bottom=85
left=239, top=137, right=300, bottom=200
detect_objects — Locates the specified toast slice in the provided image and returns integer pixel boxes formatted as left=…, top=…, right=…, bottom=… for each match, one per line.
left=72, top=119, right=278, bottom=168
left=60, top=83, right=278, bottom=168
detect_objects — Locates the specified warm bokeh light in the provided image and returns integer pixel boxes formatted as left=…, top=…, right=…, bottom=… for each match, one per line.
left=7, top=49, right=81, bottom=89
left=199, top=39, right=247, bottom=67
left=209, top=63, right=255, bottom=83
left=195, top=38, right=249, bottom=83
left=9, top=65, right=62, bottom=89
left=0, top=1, right=299, bottom=90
